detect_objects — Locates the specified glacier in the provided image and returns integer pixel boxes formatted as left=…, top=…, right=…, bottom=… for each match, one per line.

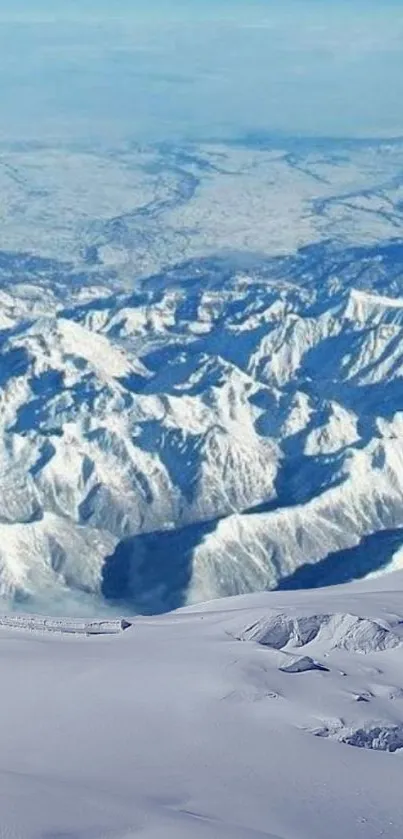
left=1, top=573, right=403, bottom=838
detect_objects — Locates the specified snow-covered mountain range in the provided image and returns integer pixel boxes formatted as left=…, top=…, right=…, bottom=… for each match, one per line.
left=0, top=137, right=403, bottom=613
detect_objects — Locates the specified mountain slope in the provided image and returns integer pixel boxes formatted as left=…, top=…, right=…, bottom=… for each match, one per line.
left=0, top=139, right=403, bottom=611
left=1, top=243, right=403, bottom=610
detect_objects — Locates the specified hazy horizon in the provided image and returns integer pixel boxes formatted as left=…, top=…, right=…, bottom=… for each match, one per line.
left=0, top=1, right=402, bottom=144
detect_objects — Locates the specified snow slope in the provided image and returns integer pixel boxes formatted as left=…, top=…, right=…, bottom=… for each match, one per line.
left=1, top=574, right=403, bottom=838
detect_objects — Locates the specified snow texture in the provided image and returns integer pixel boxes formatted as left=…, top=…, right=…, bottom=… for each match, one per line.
left=1, top=574, right=403, bottom=837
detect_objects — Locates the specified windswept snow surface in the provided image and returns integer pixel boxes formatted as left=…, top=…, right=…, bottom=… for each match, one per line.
left=2, top=575, right=403, bottom=838
left=1, top=137, right=403, bottom=611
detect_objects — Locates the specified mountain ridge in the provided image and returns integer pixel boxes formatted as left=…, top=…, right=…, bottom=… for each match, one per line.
left=0, top=139, right=403, bottom=613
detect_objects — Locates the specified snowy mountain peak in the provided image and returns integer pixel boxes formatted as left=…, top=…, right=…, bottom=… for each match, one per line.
left=0, top=139, right=403, bottom=613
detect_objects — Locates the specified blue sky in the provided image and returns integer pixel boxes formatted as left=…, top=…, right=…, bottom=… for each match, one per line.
left=0, top=1, right=402, bottom=143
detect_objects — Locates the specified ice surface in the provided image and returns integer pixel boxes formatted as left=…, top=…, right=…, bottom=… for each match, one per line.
left=312, top=720, right=403, bottom=753
left=0, top=574, right=403, bottom=837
